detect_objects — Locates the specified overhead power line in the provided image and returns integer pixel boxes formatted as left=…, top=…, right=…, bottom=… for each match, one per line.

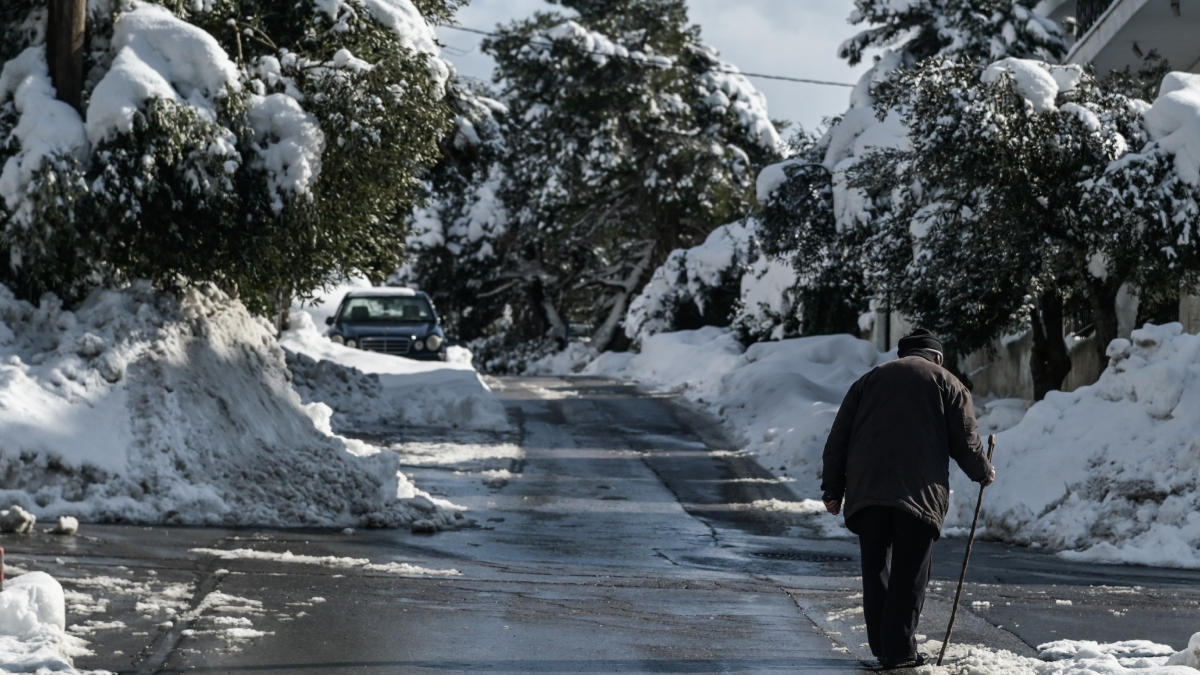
left=439, top=24, right=855, bottom=88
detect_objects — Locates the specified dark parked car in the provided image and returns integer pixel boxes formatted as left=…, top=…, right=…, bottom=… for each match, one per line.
left=324, top=288, right=448, bottom=361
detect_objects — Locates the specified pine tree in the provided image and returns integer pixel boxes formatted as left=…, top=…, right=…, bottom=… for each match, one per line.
left=478, top=0, right=783, bottom=354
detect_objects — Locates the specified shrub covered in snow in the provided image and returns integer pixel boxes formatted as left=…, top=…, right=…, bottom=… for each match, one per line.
left=0, top=282, right=457, bottom=529
left=0, top=0, right=458, bottom=312
left=755, top=0, right=1067, bottom=371
left=850, top=57, right=1200, bottom=400
left=624, top=220, right=804, bottom=346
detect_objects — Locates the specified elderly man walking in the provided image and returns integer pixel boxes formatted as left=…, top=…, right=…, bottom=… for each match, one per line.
left=821, top=329, right=994, bottom=670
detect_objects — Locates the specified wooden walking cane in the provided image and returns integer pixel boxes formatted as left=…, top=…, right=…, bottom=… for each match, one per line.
left=936, top=434, right=996, bottom=667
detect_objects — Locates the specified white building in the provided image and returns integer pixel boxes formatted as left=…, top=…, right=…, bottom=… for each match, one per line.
left=1042, top=0, right=1200, bottom=77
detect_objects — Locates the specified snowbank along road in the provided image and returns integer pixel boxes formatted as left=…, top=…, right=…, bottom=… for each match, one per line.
left=5, top=376, right=1200, bottom=673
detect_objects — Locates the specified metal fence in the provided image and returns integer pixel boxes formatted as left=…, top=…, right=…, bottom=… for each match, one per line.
left=1076, top=0, right=1115, bottom=36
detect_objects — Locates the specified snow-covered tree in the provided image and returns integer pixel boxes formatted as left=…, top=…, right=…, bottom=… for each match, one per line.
left=393, top=74, right=509, bottom=340
left=855, top=58, right=1200, bottom=399
left=0, top=0, right=457, bottom=313
left=478, top=0, right=783, bottom=354
left=756, top=0, right=1065, bottom=346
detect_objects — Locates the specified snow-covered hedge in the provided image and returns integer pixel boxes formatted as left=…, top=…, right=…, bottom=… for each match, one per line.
left=0, top=283, right=456, bottom=529
left=0, top=0, right=455, bottom=310
left=625, top=220, right=803, bottom=346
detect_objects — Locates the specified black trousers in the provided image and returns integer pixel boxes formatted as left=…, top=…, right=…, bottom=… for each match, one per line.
left=850, top=505, right=939, bottom=660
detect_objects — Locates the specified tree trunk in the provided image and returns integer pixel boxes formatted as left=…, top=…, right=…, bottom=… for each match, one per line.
left=1029, top=291, right=1072, bottom=400
left=590, top=245, right=653, bottom=353
left=273, top=288, right=292, bottom=336
left=1088, top=277, right=1120, bottom=374
left=528, top=278, right=566, bottom=344
left=47, top=0, right=87, bottom=112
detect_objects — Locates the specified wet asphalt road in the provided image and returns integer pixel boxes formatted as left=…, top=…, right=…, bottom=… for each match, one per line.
left=6, top=376, right=1200, bottom=674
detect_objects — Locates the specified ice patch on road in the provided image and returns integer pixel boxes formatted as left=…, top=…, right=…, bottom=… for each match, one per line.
left=191, top=548, right=461, bottom=577
left=729, top=499, right=853, bottom=538
left=390, top=440, right=522, bottom=472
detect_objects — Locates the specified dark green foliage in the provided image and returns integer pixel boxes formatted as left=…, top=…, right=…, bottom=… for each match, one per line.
left=93, top=99, right=244, bottom=293
left=855, top=57, right=1200, bottom=398
left=757, top=0, right=1065, bottom=351
left=395, top=78, right=510, bottom=342
left=0, top=0, right=456, bottom=314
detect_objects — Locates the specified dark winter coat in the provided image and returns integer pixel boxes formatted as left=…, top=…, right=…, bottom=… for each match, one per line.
left=820, top=353, right=991, bottom=533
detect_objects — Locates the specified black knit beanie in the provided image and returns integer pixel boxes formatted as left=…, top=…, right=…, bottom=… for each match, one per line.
left=898, top=328, right=943, bottom=357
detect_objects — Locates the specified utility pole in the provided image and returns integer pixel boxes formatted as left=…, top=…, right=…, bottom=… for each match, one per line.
left=46, top=0, right=87, bottom=111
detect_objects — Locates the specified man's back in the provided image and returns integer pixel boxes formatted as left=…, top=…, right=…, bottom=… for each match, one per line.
left=821, top=354, right=988, bottom=532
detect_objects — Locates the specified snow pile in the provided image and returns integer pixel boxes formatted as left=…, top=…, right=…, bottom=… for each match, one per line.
left=1143, top=72, right=1200, bottom=185
left=0, top=282, right=450, bottom=528
left=588, top=326, right=745, bottom=399
left=522, top=341, right=600, bottom=376
left=924, top=635, right=1200, bottom=674
left=588, top=328, right=889, bottom=493
left=281, top=310, right=509, bottom=432
left=0, top=572, right=96, bottom=673
left=949, top=323, right=1200, bottom=568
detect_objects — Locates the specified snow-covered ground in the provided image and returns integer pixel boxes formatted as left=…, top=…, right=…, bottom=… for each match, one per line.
left=956, top=324, right=1200, bottom=569
left=583, top=322, right=1200, bottom=574
left=0, top=282, right=472, bottom=530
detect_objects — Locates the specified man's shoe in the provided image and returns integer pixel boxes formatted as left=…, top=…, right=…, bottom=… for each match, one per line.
left=877, top=653, right=926, bottom=670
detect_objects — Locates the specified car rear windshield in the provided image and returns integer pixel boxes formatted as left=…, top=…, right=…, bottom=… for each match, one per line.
left=337, top=296, right=434, bottom=323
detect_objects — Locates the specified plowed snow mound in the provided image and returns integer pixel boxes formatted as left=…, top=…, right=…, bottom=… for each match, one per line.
left=0, top=282, right=454, bottom=528
left=949, top=323, right=1200, bottom=567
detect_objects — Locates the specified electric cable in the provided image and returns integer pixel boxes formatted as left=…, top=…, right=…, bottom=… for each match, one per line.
left=439, top=24, right=855, bottom=88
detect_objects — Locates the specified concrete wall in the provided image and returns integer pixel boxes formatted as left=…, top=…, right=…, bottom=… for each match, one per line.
left=866, top=311, right=913, bottom=353
left=865, top=287, right=1142, bottom=399
left=1182, top=294, right=1200, bottom=334
left=961, top=333, right=1033, bottom=400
